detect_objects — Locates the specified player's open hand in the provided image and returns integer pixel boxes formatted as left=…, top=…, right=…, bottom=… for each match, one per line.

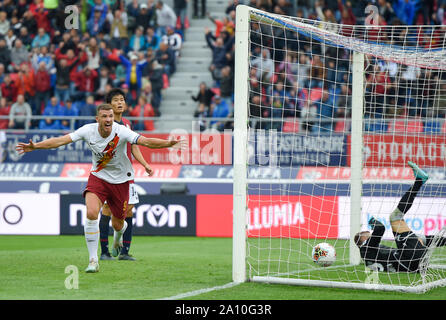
left=16, top=139, right=36, bottom=154
left=169, top=138, right=188, bottom=150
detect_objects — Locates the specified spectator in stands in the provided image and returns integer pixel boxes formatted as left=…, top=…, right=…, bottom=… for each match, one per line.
left=16, top=64, right=36, bottom=111
left=60, top=99, right=79, bottom=131
left=39, top=96, right=63, bottom=130
left=55, top=56, right=80, bottom=104
left=0, top=97, right=10, bottom=130
left=0, top=11, right=10, bottom=36
left=377, top=0, right=396, bottom=24
left=118, top=51, right=148, bottom=99
left=21, top=10, right=37, bottom=37
left=219, top=65, right=234, bottom=111
left=162, top=26, right=182, bottom=57
left=55, top=43, right=88, bottom=99
left=33, top=6, right=51, bottom=33
left=31, top=46, right=54, bottom=73
left=31, top=28, right=50, bottom=49
left=33, top=61, right=51, bottom=115
left=155, top=1, right=177, bottom=37
left=73, top=67, right=98, bottom=102
left=87, top=4, right=108, bottom=37
left=19, top=27, right=32, bottom=48
left=312, top=89, right=335, bottom=133
left=155, top=42, right=176, bottom=76
left=209, top=95, right=230, bottom=131
left=5, top=29, right=16, bottom=50
left=126, top=0, right=141, bottom=21
left=0, top=63, right=4, bottom=84
left=193, top=0, right=206, bottom=18
left=10, top=40, right=29, bottom=73
left=0, top=38, right=11, bottom=68
left=174, top=0, right=188, bottom=33
left=95, top=67, right=114, bottom=101
left=128, top=95, right=155, bottom=131
left=433, top=83, right=446, bottom=118
left=251, top=48, right=274, bottom=84
left=129, top=26, right=147, bottom=54
left=136, top=3, right=156, bottom=31
left=10, top=16, right=22, bottom=35
left=109, top=9, right=128, bottom=50
left=9, top=94, right=32, bottom=130
left=1, top=74, right=17, bottom=103
left=206, top=13, right=235, bottom=38
left=144, top=59, right=164, bottom=113
left=273, top=0, right=293, bottom=16
left=192, top=81, right=215, bottom=117
left=146, top=26, right=161, bottom=50
left=205, top=28, right=232, bottom=82
left=393, top=0, right=419, bottom=25
left=85, top=37, right=101, bottom=71
left=78, top=95, right=97, bottom=127
left=336, top=84, right=352, bottom=119
left=113, top=62, right=127, bottom=88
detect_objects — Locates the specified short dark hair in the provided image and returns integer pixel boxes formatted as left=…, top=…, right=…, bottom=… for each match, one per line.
left=105, top=88, right=126, bottom=104
left=96, top=103, right=113, bottom=115
left=354, top=231, right=370, bottom=247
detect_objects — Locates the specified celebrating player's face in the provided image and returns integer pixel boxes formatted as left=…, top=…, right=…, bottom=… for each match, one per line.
left=96, top=109, right=114, bottom=137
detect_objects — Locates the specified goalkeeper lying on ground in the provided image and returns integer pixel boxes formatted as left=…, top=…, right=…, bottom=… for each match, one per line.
left=354, top=161, right=446, bottom=272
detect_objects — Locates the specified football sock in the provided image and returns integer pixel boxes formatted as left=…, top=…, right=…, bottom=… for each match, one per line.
left=84, top=218, right=99, bottom=262
left=121, top=217, right=133, bottom=255
left=113, top=220, right=127, bottom=249
left=397, top=178, right=424, bottom=214
left=99, top=215, right=111, bottom=254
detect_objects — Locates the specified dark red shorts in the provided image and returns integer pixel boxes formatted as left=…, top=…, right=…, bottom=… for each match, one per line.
left=83, top=174, right=129, bottom=220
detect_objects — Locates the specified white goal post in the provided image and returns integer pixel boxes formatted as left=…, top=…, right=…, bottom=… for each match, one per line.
left=232, top=4, right=446, bottom=293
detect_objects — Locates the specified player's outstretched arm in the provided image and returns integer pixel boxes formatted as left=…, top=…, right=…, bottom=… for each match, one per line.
left=136, top=136, right=187, bottom=150
left=16, top=134, right=73, bottom=154
left=131, top=144, right=154, bottom=176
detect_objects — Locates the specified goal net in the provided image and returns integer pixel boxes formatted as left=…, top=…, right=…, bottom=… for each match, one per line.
left=232, top=5, right=446, bottom=293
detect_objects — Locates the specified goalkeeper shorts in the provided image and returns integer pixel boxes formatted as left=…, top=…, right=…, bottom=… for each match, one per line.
left=393, top=231, right=427, bottom=272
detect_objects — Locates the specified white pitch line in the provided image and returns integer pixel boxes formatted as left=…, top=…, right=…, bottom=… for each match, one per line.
left=158, top=282, right=241, bottom=300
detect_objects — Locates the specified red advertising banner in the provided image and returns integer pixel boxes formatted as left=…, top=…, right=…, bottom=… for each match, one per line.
left=349, top=135, right=446, bottom=167
left=196, top=195, right=338, bottom=238
left=138, top=133, right=232, bottom=165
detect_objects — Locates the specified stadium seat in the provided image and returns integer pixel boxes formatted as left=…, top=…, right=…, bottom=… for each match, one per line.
left=442, top=120, right=446, bottom=133
left=334, top=120, right=346, bottom=132
left=406, top=119, right=423, bottom=133
left=423, top=120, right=441, bottom=133
left=310, top=87, right=323, bottom=102
left=387, top=119, right=406, bottom=133
left=211, top=88, right=221, bottom=96
left=387, top=118, right=423, bottom=133
left=282, top=117, right=300, bottom=132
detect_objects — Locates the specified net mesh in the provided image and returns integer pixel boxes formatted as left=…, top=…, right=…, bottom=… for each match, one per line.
left=243, top=7, right=446, bottom=292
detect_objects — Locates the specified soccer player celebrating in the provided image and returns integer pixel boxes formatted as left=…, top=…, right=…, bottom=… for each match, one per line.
left=16, top=104, right=185, bottom=273
left=355, top=161, right=446, bottom=272
left=99, top=88, right=151, bottom=261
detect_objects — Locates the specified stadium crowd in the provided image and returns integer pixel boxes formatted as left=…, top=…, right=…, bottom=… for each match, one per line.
left=199, top=0, right=446, bottom=133
left=0, top=0, right=445, bottom=133
left=0, top=0, right=187, bottom=132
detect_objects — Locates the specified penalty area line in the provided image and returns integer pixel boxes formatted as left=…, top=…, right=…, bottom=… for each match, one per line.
left=158, top=282, right=241, bottom=300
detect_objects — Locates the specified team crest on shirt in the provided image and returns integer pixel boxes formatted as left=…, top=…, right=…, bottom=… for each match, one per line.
left=92, top=133, right=120, bottom=172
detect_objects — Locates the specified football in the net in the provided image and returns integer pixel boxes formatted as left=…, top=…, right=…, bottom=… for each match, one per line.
left=311, top=243, right=336, bottom=267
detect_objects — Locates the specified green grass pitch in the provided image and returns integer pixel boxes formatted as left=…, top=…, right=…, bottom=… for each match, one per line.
left=1, top=235, right=446, bottom=300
